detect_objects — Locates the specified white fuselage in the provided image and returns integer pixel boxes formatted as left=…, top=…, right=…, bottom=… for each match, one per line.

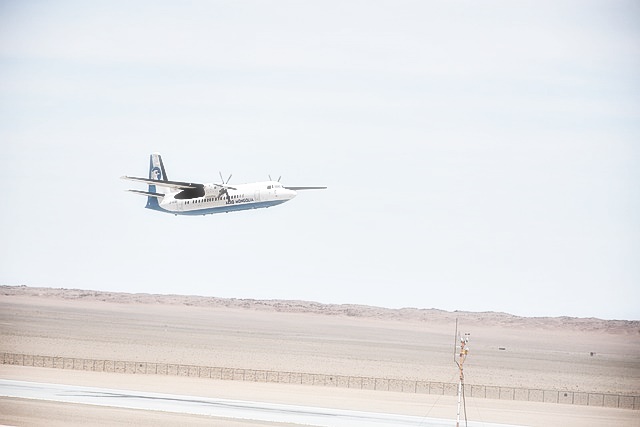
left=154, top=181, right=297, bottom=215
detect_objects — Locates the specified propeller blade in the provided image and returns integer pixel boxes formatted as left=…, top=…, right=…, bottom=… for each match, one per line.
left=219, top=171, right=224, bottom=184
left=226, top=174, right=232, bottom=184
left=278, top=176, right=282, bottom=182
left=268, top=174, right=273, bottom=181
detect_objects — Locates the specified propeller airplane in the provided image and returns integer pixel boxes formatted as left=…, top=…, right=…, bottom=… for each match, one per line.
left=121, top=153, right=326, bottom=216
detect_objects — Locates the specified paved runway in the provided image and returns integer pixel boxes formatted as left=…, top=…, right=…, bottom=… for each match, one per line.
left=0, top=379, right=521, bottom=427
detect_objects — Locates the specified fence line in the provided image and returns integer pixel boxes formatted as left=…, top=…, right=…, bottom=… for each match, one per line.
left=2, top=352, right=637, bottom=410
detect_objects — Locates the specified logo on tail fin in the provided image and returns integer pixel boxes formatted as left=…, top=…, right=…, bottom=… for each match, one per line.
left=146, top=153, right=168, bottom=210
left=150, top=166, right=162, bottom=180
left=149, top=152, right=169, bottom=182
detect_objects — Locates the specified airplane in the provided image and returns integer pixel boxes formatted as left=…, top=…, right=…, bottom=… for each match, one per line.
left=121, top=153, right=326, bottom=216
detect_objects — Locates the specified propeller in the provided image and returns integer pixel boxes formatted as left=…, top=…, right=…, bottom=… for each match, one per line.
left=218, top=172, right=233, bottom=201
left=268, top=175, right=282, bottom=182
left=217, top=187, right=230, bottom=201
left=219, top=172, right=232, bottom=184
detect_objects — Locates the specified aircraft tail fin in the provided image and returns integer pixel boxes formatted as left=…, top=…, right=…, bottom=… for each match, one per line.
left=146, top=152, right=170, bottom=209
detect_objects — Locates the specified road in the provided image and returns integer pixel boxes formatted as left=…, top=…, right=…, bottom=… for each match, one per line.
left=0, top=379, right=520, bottom=427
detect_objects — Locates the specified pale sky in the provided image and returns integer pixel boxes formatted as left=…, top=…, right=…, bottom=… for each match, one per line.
left=1, top=0, right=638, bottom=319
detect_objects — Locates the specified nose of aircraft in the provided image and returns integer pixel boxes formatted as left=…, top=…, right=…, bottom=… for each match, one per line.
left=282, top=188, right=297, bottom=199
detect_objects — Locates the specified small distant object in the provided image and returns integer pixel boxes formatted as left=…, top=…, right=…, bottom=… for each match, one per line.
left=498, top=347, right=506, bottom=351
left=590, top=352, right=596, bottom=356
left=122, top=153, right=326, bottom=216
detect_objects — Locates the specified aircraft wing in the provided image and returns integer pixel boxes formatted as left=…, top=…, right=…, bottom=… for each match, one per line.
left=120, top=176, right=237, bottom=191
left=127, top=189, right=165, bottom=198
left=284, top=186, right=327, bottom=190
left=121, top=175, right=199, bottom=189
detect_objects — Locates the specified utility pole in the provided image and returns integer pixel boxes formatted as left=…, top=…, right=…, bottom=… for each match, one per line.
left=454, top=319, right=470, bottom=427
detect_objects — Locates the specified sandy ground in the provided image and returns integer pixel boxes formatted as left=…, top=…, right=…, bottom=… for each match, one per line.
left=1, top=286, right=639, bottom=426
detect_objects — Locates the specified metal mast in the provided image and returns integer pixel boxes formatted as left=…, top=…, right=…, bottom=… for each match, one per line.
left=454, top=319, right=470, bottom=427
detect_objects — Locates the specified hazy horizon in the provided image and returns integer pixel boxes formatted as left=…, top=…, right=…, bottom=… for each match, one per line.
left=3, top=284, right=639, bottom=321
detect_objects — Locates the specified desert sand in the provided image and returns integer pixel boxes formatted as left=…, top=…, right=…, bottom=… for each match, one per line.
left=1, top=286, right=639, bottom=426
